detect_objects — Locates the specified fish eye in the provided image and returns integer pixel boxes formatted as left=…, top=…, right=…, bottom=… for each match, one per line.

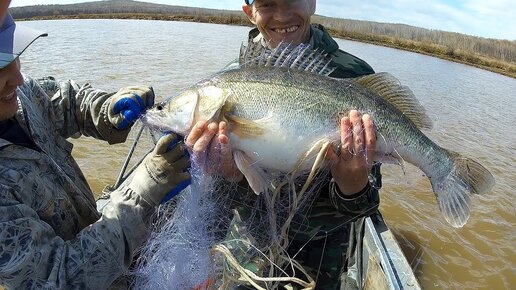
left=157, top=105, right=163, bottom=110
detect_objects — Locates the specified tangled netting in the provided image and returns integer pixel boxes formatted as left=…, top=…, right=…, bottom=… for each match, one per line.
left=131, top=152, right=332, bottom=289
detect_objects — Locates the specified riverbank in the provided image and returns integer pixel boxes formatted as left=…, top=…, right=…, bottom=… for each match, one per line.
left=15, top=13, right=516, bottom=79
left=326, top=28, right=516, bottom=79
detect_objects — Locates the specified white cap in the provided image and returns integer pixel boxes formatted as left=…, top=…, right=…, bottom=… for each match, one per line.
left=0, top=13, right=47, bottom=69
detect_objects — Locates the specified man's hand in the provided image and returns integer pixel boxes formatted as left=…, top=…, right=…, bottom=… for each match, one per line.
left=129, top=133, right=191, bottom=206
left=186, top=120, right=243, bottom=182
left=325, top=110, right=376, bottom=196
left=108, top=86, right=155, bottom=129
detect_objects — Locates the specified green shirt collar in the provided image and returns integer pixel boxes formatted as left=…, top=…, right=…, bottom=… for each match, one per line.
left=247, top=24, right=340, bottom=53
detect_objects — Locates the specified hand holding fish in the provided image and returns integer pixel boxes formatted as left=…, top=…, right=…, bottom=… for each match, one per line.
left=145, top=42, right=495, bottom=227
left=326, top=110, right=376, bottom=196
left=186, top=120, right=244, bottom=182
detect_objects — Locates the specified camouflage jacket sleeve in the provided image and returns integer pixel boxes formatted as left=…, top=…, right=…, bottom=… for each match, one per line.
left=328, top=163, right=381, bottom=221
left=0, top=184, right=154, bottom=290
left=0, top=77, right=157, bottom=289
left=37, top=76, right=131, bottom=144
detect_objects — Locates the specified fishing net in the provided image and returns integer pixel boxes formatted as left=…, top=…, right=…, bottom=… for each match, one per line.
left=130, top=43, right=379, bottom=289
left=131, top=138, right=333, bottom=290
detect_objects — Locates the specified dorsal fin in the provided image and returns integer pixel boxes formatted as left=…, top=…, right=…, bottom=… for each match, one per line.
left=239, top=41, right=336, bottom=76
left=354, top=72, right=433, bottom=130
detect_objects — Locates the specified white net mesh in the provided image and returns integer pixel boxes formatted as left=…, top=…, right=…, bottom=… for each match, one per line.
left=132, top=151, right=331, bottom=289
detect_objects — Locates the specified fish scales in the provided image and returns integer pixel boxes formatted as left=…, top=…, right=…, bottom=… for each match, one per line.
left=214, top=68, right=370, bottom=130
left=214, top=66, right=434, bottom=166
left=144, top=42, right=494, bottom=228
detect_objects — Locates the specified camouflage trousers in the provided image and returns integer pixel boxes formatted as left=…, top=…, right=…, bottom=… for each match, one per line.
left=234, top=216, right=367, bottom=290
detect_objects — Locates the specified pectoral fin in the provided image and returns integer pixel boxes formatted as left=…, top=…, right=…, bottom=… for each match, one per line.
left=233, top=150, right=271, bottom=195
left=225, top=114, right=266, bottom=139
left=297, top=139, right=332, bottom=195
left=198, top=86, right=232, bottom=121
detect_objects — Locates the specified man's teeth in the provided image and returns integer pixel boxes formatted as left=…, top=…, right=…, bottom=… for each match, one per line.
left=274, top=26, right=299, bottom=34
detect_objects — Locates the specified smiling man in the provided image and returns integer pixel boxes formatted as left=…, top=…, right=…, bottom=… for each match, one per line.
left=243, top=0, right=374, bottom=78
left=243, top=0, right=315, bottom=47
left=0, top=60, right=21, bottom=121
left=239, top=1, right=381, bottom=289
left=184, top=1, right=381, bottom=289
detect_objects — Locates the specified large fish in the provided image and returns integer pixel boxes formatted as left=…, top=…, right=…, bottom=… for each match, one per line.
left=144, top=42, right=494, bottom=228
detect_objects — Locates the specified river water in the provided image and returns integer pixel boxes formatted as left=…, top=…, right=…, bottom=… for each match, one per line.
left=19, top=19, right=515, bottom=289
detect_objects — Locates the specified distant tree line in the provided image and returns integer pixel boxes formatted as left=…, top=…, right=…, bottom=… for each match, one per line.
left=9, top=0, right=515, bottom=77
left=314, top=16, right=515, bottom=64
left=9, top=0, right=250, bottom=25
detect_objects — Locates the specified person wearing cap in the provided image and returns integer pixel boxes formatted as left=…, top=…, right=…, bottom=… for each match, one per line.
left=186, top=0, right=381, bottom=289
left=0, top=2, right=191, bottom=289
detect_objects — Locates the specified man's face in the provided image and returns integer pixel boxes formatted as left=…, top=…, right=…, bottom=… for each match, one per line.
left=1, top=0, right=11, bottom=22
left=243, top=0, right=316, bottom=48
left=0, top=59, right=23, bottom=121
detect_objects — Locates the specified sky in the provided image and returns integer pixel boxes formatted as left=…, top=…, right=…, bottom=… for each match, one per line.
left=9, top=0, right=516, bottom=40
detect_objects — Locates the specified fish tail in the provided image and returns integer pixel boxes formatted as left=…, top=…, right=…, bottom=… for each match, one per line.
left=431, top=154, right=495, bottom=228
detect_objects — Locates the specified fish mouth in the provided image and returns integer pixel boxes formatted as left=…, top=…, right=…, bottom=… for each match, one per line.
left=142, top=112, right=163, bottom=129
left=272, top=25, right=299, bottom=34
left=142, top=110, right=181, bottom=134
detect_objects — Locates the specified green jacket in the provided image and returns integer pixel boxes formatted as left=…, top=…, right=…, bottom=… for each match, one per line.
left=310, top=24, right=375, bottom=78
left=230, top=25, right=381, bottom=290
left=243, top=24, right=381, bottom=234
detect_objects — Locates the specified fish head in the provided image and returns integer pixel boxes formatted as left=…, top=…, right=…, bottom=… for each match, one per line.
left=144, top=85, right=230, bottom=135
left=144, top=89, right=199, bottom=135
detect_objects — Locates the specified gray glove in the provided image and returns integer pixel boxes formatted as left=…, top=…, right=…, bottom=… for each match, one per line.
left=108, top=86, right=155, bottom=129
left=129, top=134, right=191, bottom=206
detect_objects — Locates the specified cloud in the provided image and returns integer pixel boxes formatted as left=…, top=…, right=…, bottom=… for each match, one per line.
left=315, top=0, right=515, bottom=39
